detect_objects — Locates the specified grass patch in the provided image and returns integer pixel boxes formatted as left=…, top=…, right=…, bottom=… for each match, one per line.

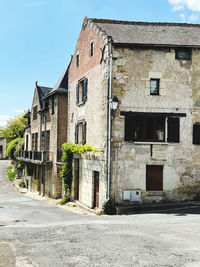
left=57, top=197, right=67, bottom=205
left=7, top=166, right=16, bottom=182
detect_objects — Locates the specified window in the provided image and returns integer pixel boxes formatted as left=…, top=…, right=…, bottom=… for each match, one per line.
left=175, top=48, right=191, bottom=60
left=52, top=97, right=54, bottom=115
left=76, top=78, right=88, bottom=105
left=33, top=106, right=38, bottom=120
left=150, top=79, right=159, bottom=95
left=75, top=121, right=87, bottom=144
left=125, top=115, right=180, bottom=143
left=146, top=165, right=163, bottom=191
left=76, top=53, right=79, bottom=67
left=90, top=41, right=94, bottom=56
left=193, top=124, right=200, bottom=144
left=32, top=133, right=35, bottom=150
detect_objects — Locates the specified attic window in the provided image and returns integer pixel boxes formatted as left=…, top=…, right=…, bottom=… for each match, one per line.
left=33, top=106, right=38, bottom=120
left=150, top=79, right=159, bottom=95
left=76, top=53, right=79, bottom=67
left=90, top=41, right=94, bottom=56
left=175, top=48, right=191, bottom=60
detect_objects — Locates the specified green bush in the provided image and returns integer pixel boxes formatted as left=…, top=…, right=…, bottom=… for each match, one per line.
left=7, top=138, right=24, bottom=159
left=14, top=139, right=24, bottom=159
left=7, top=166, right=16, bottom=182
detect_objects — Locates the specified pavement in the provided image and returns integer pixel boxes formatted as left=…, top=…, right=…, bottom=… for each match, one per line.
left=1, top=160, right=200, bottom=266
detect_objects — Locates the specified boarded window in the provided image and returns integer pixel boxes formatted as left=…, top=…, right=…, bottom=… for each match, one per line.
left=167, top=118, right=180, bottom=143
left=146, top=165, right=163, bottom=191
left=76, top=78, right=88, bottom=105
left=193, top=124, right=200, bottom=144
left=150, top=79, right=159, bottom=95
left=33, top=106, right=37, bottom=120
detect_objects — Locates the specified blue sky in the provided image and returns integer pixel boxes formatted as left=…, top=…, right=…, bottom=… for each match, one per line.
left=1, top=0, right=200, bottom=127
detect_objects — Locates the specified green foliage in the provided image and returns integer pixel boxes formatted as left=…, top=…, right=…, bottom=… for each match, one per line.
left=0, top=113, right=27, bottom=143
left=19, top=180, right=26, bottom=188
left=57, top=196, right=68, bottom=205
left=7, top=166, right=16, bottom=182
left=60, top=143, right=97, bottom=202
left=7, top=138, right=23, bottom=159
left=13, top=138, right=24, bottom=159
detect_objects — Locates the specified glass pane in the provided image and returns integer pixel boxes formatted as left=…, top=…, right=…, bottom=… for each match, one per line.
left=150, top=80, right=159, bottom=95
left=156, top=118, right=165, bottom=141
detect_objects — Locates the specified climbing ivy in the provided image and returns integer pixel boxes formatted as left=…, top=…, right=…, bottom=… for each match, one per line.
left=60, top=143, right=96, bottom=202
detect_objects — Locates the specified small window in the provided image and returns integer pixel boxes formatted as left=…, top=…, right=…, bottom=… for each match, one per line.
left=75, top=121, right=86, bottom=144
left=150, top=79, right=159, bottom=95
left=76, top=78, right=88, bottom=105
left=90, top=41, right=94, bottom=56
left=76, top=54, right=79, bottom=67
left=146, top=165, right=163, bottom=191
left=32, top=133, right=35, bottom=150
left=175, top=48, right=191, bottom=60
left=33, top=106, right=38, bottom=120
left=193, top=124, right=200, bottom=144
left=52, top=97, right=54, bottom=115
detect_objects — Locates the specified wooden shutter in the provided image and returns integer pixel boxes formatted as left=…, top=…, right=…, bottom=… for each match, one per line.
left=167, top=117, right=180, bottom=143
left=125, top=116, right=133, bottom=141
left=75, top=124, right=78, bottom=144
left=193, top=124, right=200, bottom=144
left=82, top=121, right=87, bottom=144
left=82, top=78, right=88, bottom=102
left=76, top=84, right=79, bottom=105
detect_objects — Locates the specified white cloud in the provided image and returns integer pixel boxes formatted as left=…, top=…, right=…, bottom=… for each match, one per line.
left=180, top=13, right=186, bottom=21
left=0, top=115, right=12, bottom=128
left=169, top=0, right=200, bottom=12
left=189, top=13, right=199, bottom=22
left=172, top=5, right=184, bottom=11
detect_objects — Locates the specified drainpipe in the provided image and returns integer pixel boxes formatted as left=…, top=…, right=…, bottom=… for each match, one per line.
left=107, top=42, right=113, bottom=201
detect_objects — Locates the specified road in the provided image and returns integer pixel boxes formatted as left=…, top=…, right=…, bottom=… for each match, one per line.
left=1, top=160, right=200, bottom=266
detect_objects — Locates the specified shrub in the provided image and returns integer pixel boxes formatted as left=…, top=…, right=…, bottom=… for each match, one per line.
left=7, top=166, right=16, bottom=182
left=7, top=138, right=24, bottom=159
left=14, top=138, right=24, bottom=159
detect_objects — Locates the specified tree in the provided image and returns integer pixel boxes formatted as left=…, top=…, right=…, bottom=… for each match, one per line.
left=0, top=113, right=27, bottom=143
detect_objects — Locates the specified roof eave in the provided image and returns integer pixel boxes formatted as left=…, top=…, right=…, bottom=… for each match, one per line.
left=112, top=42, right=200, bottom=48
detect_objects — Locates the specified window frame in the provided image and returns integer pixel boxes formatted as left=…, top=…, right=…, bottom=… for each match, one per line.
left=75, top=120, right=87, bottom=145
left=33, top=105, right=38, bottom=120
left=76, top=78, right=88, bottom=105
left=76, top=53, right=79, bottom=67
left=175, top=48, right=191, bottom=60
left=150, top=79, right=160, bottom=95
left=90, top=41, right=94, bottom=57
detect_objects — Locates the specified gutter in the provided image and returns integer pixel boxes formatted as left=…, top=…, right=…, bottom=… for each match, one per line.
left=107, top=42, right=113, bottom=201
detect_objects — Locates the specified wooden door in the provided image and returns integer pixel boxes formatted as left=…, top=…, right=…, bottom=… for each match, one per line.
left=146, top=165, right=163, bottom=191
left=94, top=171, right=99, bottom=208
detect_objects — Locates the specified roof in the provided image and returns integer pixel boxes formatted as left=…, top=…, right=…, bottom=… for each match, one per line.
left=88, top=18, right=200, bottom=47
left=35, top=82, right=52, bottom=107
left=48, top=61, right=71, bottom=97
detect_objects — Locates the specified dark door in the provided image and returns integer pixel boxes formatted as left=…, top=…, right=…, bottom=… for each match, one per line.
left=0, top=146, right=2, bottom=159
left=94, top=171, right=99, bottom=208
left=74, top=159, right=79, bottom=200
left=146, top=165, right=163, bottom=191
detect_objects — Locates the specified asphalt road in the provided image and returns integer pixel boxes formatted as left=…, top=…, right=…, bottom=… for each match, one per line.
left=1, top=160, right=200, bottom=267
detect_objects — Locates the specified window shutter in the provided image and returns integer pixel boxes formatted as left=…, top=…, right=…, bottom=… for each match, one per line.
left=82, top=121, right=87, bottom=144
left=193, top=124, right=200, bottom=144
left=76, top=84, right=79, bottom=105
left=82, top=78, right=88, bottom=102
left=167, top=117, right=180, bottom=143
left=75, top=124, right=78, bottom=144
left=125, top=116, right=133, bottom=141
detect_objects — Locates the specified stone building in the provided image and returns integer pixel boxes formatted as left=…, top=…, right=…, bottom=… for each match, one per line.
left=17, top=66, right=69, bottom=198
left=0, top=137, right=6, bottom=159
left=68, top=17, right=200, bottom=209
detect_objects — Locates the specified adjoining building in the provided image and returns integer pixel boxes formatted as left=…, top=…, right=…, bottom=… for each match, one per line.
left=0, top=137, right=6, bottom=159
left=17, top=65, right=69, bottom=198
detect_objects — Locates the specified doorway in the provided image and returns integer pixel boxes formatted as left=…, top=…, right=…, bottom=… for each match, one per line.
left=93, top=171, right=99, bottom=208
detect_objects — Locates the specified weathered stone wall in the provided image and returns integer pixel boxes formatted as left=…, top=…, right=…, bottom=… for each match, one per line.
left=111, top=46, right=199, bottom=203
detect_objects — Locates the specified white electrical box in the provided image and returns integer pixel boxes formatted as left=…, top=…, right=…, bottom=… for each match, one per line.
left=123, top=189, right=142, bottom=202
